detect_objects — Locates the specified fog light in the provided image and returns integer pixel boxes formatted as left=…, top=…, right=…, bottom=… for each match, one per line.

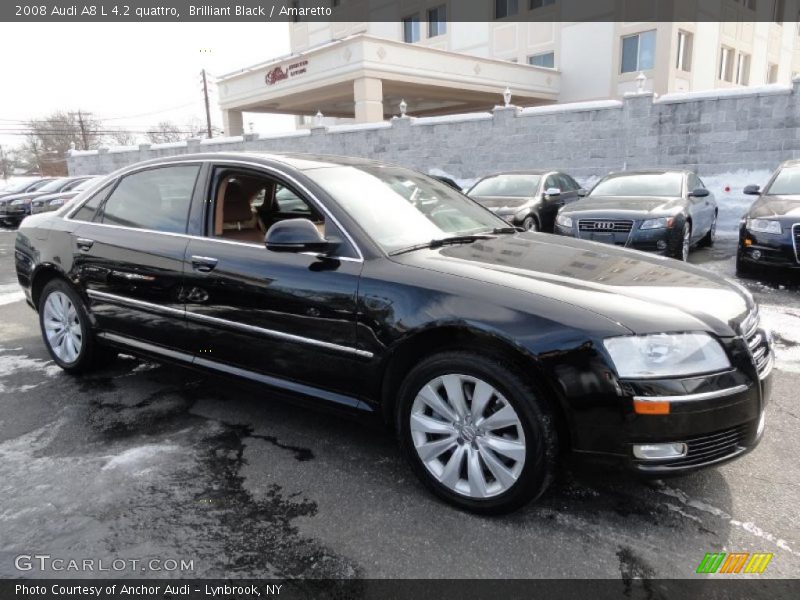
left=751, top=249, right=762, bottom=260
left=656, top=240, right=667, bottom=250
left=633, top=442, right=688, bottom=460
left=756, top=411, right=765, bottom=438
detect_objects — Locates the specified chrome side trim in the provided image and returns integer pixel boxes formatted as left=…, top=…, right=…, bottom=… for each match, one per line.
left=97, top=332, right=369, bottom=411
left=633, top=384, right=749, bottom=403
left=64, top=157, right=365, bottom=262
left=86, top=289, right=374, bottom=359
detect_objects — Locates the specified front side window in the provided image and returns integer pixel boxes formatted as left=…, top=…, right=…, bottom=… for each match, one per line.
left=676, top=30, right=693, bottom=71
left=590, top=173, right=684, bottom=197
left=766, top=166, right=800, bottom=195
left=428, top=5, right=446, bottom=37
left=402, top=14, right=420, bottom=43
left=528, top=52, right=555, bottom=68
left=621, top=30, right=656, bottom=73
left=469, top=174, right=541, bottom=197
left=306, top=166, right=508, bottom=254
left=496, top=0, right=519, bottom=19
left=100, top=165, right=199, bottom=233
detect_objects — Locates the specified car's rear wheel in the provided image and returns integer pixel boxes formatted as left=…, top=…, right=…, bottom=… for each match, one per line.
left=38, top=279, right=114, bottom=373
left=398, top=351, right=557, bottom=514
left=698, top=212, right=717, bottom=248
left=522, top=216, right=538, bottom=232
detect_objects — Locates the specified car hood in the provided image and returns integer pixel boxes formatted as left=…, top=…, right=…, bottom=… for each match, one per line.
left=392, top=233, right=753, bottom=337
left=746, top=195, right=800, bottom=219
left=35, top=191, right=77, bottom=202
left=561, top=195, right=681, bottom=215
left=0, top=191, right=46, bottom=204
left=471, top=195, right=533, bottom=210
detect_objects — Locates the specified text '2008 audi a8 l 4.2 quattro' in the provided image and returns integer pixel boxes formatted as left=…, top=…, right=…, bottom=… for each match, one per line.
left=15, top=153, right=772, bottom=513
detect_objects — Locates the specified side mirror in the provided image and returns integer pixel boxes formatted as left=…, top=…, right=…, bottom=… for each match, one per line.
left=265, top=218, right=334, bottom=254
left=577, top=188, right=588, bottom=197
left=689, top=188, right=710, bottom=198
left=743, top=184, right=761, bottom=196
left=544, top=187, right=561, bottom=198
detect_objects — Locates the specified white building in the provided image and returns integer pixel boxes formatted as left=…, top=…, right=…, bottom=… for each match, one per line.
left=217, top=0, right=800, bottom=135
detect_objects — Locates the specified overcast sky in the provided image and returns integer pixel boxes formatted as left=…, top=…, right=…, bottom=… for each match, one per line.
left=0, top=23, right=294, bottom=150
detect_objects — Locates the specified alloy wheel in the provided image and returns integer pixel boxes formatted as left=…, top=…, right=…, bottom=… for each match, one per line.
left=43, top=291, right=83, bottom=364
left=523, top=217, right=538, bottom=232
left=709, top=214, right=717, bottom=242
left=409, top=374, right=526, bottom=499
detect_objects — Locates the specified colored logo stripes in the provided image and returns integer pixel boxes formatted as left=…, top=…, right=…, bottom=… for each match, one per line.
left=696, top=552, right=773, bottom=574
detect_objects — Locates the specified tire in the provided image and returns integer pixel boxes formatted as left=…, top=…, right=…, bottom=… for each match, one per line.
left=397, top=351, right=558, bottom=514
left=735, top=253, right=754, bottom=278
left=522, top=216, right=538, bottom=232
left=38, top=278, right=114, bottom=374
left=670, top=221, right=692, bottom=261
left=698, top=212, right=717, bottom=248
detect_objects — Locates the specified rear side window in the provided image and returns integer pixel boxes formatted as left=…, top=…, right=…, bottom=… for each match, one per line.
left=72, top=183, right=113, bottom=222
left=100, top=166, right=200, bottom=233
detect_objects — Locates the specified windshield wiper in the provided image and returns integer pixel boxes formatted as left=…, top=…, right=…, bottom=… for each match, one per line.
left=390, top=234, right=495, bottom=256
left=490, top=226, right=519, bottom=234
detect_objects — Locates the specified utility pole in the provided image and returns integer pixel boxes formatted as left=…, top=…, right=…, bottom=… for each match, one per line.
left=201, top=69, right=213, bottom=139
left=76, top=110, right=89, bottom=150
left=0, top=144, right=8, bottom=182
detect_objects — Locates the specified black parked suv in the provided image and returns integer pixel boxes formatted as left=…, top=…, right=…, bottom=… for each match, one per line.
left=737, top=160, right=800, bottom=275
left=15, top=153, right=772, bottom=513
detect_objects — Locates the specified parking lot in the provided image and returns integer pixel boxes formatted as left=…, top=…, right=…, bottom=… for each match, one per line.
left=0, top=226, right=798, bottom=580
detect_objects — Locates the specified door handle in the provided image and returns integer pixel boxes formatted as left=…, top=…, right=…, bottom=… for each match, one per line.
left=191, top=255, right=218, bottom=272
left=76, top=238, right=94, bottom=251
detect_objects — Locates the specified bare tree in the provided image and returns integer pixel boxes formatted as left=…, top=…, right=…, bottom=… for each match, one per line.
left=24, top=110, right=102, bottom=175
left=107, top=130, right=138, bottom=146
left=146, top=121, right=183, bottom=144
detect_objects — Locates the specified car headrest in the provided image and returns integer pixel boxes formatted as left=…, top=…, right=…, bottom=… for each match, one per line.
left=223, top=182, right=253, bottom=223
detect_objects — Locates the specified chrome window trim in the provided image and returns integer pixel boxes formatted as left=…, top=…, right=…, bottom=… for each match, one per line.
left=64, top=157, right=365, bottom=263
left=86, top=289, right=373, bottom=359
left=97, top=331, right=368, bottom=411
left=633, top=384, right=749, bottom=403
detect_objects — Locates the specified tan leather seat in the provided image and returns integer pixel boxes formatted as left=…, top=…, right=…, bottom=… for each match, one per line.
left=220, top=182, right=262, bottom=243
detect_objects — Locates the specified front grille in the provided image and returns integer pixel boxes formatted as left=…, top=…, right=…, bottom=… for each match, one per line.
left=793, top=223, right=799, bottom=263
left=578, top=219, right=634, bottom=233
left=663, top=423, right=755, bottom=468
left=742, top=308, right=773, bottom=379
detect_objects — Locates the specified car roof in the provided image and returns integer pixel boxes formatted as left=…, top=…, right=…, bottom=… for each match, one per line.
left=129, top=151, right=394, bottom=172
left=480, top=169, right=553, bottom=177
left=778, top=159, right=800, bottom=169
left=603, top=169, right=690, bottom=176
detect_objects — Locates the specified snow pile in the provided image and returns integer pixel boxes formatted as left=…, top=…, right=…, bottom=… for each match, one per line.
left=700, top=170, right=773, bottom=238
left=760, top=304, right=800, bottom=374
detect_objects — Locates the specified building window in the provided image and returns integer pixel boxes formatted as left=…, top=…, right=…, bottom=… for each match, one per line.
left=736, top=52, right=751, bottom=85
left=767, top=63, right=779, bottom=83
left=530, top=0, right=555, bottom=8
left=621, top=30, right=656, bottom=73
left=428, top=5, right=447, bottom=37
left=528, top=52, right=555, bottom=68
left=676, top=30, right=693, bottom=71
left=496, top=0, right=519, bottom=19
left=719, top=46, right=734, bottom=81
left=402, top=14, right=420, bottom=43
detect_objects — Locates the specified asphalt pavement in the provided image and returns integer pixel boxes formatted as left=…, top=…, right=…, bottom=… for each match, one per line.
left=0, top=228, right=798, bottom=580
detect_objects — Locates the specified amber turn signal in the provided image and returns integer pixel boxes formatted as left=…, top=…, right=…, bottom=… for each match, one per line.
left=634, top=400, right=671, bottom=415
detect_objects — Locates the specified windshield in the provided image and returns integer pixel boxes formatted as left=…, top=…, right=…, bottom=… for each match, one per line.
left=305, top=165, right=508, bottom=253
left=36, top=178, right=72, bottom=193
left=469, top=174, right=541, bottom=197
left=766, top=167, right=800, bottom=195
left=590, top=173, right=683, bottom=197
left=72, top=177, right=101, bottom=191
left=1, top=179, right=39, bottom=193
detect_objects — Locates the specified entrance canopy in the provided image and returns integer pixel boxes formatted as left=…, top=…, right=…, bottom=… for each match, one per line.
left=217, top=34, right=560, bottom=134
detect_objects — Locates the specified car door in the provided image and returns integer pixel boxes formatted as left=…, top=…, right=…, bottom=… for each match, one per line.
left=687, top=173, right=711, bottom=240
left=181, top=162, right=365, bottom=405
left=68, top=163, right=203, bottom=353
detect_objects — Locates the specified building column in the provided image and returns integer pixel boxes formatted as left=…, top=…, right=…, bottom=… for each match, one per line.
left=353, top=77, right=384, bottom=123
left=222, top=109, right=244, bottom=136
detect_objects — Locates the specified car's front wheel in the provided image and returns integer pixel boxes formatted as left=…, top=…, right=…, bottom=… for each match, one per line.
left=38, top=279, right=114, bottom=373
left=521, top=216, right=538, bottom=232
left=398, top=351, right=557, bottom=514
left=670, top=221, right=692, bottom=261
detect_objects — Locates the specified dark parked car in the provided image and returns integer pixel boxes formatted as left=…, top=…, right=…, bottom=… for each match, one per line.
left=467, top=170, right=584, bottom=232
left=15, top=153, right=772, bottom=513
left=737, top=160, right=800, bottom=275
left=554, top=169, right=717, bottom=261
left=31, top=177, right=103, bottom=215
left=0, top=177, right=54, bottom=200
left=0, top=176, right=92, bottom=226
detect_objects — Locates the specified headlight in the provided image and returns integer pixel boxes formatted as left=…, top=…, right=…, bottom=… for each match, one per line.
left=603, top=332, right=731, bottom=378
left=556, top=214, right=573, bottom=228
left=10, top=199, right=28, bottom=206
left=48, top=198, right=65, bottom=207
left=746, top=218, right=782, bottom=234
left=640, top=217, right=674, bottom=230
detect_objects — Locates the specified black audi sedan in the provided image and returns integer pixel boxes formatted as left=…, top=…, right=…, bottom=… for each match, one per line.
left=467, top=170, right=584, bottom=232
left=15, top=153, right=771, bottom=513
left=30, top=176, right=103, bottom=215
left=0, top=177, right=54, bottom=200
left=554, top=170, right=718, bottom=261
left=0, top=176, right=92, bottom=226
left=737, top=160, right=800, bottom=275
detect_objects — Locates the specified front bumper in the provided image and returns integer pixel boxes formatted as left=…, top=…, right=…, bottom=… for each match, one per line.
left=555, top=219, right=681, bottom=255
left=0, top=206, right=29, bottom=221
left=738, top=223, right=800, bottom=269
